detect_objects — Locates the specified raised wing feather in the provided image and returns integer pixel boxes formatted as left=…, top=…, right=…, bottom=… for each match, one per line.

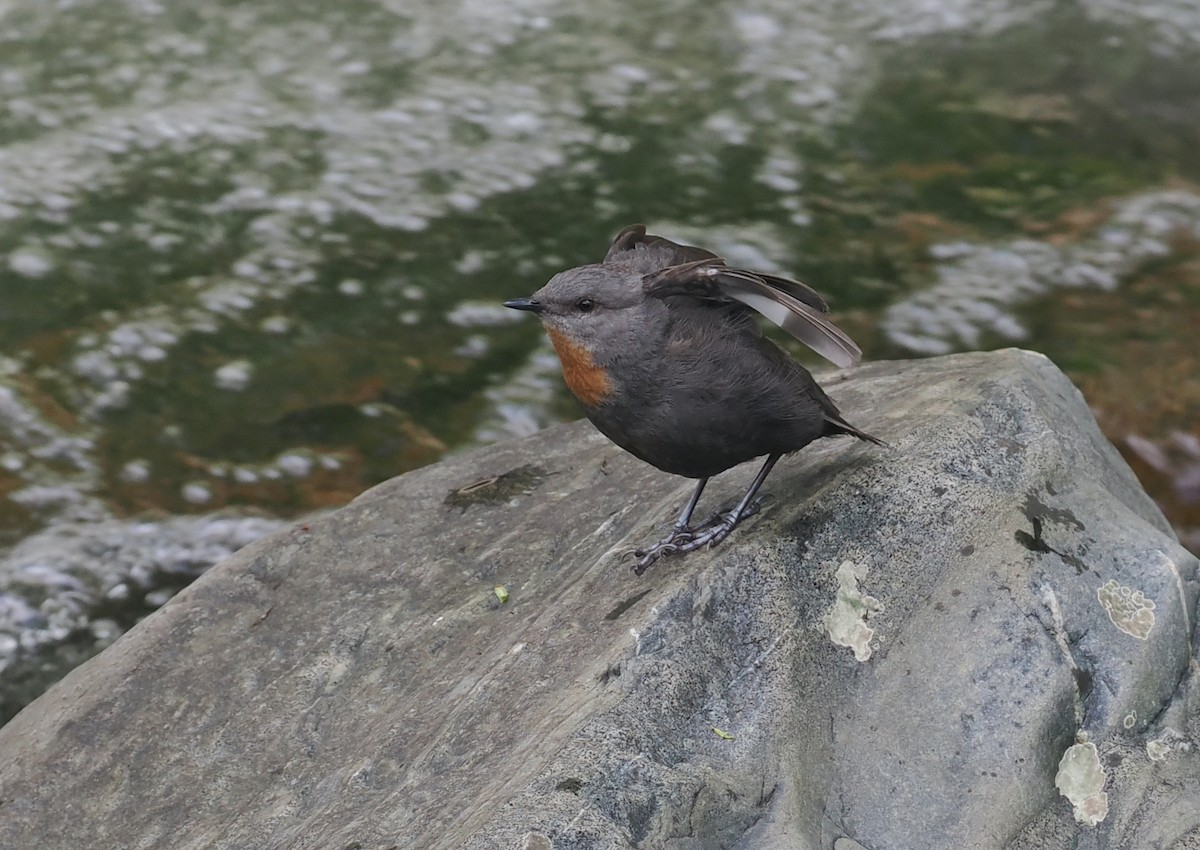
left=609, top=224, right=830, bottom=313
left=643, top=258, right=863, bottom=369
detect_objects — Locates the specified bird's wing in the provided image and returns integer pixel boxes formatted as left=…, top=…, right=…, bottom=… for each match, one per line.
left=643, top=258, right=863, bottom=369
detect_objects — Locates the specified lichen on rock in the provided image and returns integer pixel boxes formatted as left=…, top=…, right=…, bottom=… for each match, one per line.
left=1097, top=579, right=1156, bottom=639
left=1055, top=740, right=1109, bottom=826
left=823, top=560, right=883, bottom=662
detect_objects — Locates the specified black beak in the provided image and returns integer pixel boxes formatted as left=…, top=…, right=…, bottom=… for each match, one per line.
left=503, top=297, right=543, bottom=314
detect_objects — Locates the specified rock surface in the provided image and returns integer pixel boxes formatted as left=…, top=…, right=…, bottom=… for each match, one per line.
left=0, top=349, right=1197, bottom=850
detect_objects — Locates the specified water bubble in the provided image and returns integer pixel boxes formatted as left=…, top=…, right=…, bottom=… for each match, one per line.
left=276, top=453, right=313, bottom=477
left=181, top=482, right=213, bottom=504
left=8, top=249, right=54, bottom=278
left=119, top=460, right=151, bottom=483
left=214, top=359, right=253, bottom=391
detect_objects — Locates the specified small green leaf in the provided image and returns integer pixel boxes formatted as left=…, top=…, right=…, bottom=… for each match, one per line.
left=712, top=727, right=734, bottom=740
left=494, top=585, right=509, bottom=604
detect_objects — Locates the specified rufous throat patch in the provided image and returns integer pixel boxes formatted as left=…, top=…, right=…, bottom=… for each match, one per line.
left=545, top=327, right=614, bottom=407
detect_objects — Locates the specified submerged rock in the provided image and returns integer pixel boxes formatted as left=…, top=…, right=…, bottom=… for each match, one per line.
left=0, top=350, right=1196, bottom=850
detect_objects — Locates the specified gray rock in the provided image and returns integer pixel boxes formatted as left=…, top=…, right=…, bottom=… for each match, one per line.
left=0, top=349, right=1196, bottom=850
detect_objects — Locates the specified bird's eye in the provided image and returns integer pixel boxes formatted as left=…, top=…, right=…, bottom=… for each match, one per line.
left=576, top=298, right=596, bottom=313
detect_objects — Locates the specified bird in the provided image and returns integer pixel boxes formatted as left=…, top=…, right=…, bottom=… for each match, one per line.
left=504, top=224, right=881, bottom=573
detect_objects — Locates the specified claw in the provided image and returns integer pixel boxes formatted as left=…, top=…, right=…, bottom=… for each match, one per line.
left=631, top=542, right=680, bottom=575
left=630, top=533, right=692, bottom=574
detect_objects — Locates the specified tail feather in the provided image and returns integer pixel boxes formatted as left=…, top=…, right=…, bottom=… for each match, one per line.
left=824, top=412, right=886, bottom=446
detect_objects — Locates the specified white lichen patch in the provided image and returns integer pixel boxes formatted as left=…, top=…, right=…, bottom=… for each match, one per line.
left=1147, top=739, right=1172, bottom=762
left=1146, top=727, right=1188, bottom=762
left=824, top=560, right=883, bottom=662
left=1055, top=741, right=1109, bottom=826
left=1097, top=579, right=1156, bottom=639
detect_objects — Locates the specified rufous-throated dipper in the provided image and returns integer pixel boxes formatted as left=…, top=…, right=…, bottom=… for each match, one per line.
left=505, top=224, right=881, bottom=574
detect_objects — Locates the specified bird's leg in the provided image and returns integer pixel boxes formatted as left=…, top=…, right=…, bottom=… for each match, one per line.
left=675, top=454, right=779, bottom=550
left=631, top=455, right=780, bottom=575
left=673, top=478, right=708, bottom=533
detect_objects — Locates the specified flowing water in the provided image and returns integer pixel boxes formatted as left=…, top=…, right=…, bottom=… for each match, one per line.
left=1, top=0, right=1199, bottom=721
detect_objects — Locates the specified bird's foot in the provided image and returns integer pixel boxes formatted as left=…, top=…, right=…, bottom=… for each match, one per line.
left=629, top=520, right=736, bottom=575
left=628, top=494, right=771, bottom=575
